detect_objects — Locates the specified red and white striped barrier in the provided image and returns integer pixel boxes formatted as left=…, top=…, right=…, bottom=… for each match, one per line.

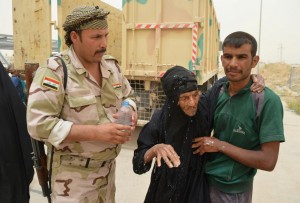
left=135, top=23, right=194, bottom=29
left=191, top=23, right=198, bottom=64
left=134, top=22, right=198, bottom=66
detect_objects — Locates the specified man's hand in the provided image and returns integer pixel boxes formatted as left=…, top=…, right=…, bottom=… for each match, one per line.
left=95, top=122, right=133, bottom=144
left=192, top=136, right=224, bottom=155
left=65, top=122, right=133, bottom=145
left=192, top=136, right=281, bottom=171
left=250, top=74, right=265, bottom=93
left=131, top=111, right=138, bottom=128
left=144, top=144, right=180, bottom=168
left=113, top=110, right=138, bottom=126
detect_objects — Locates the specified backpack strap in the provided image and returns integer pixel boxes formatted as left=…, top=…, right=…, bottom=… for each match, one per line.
left=216, top=84, right=265, bottom=131
left=251, top=90, right=265, bottom=131
left=251, top=91, right=264, bottom=120
left=217, top=83, right=265, bottom=120
left=56, top=56, right=68, bottom=89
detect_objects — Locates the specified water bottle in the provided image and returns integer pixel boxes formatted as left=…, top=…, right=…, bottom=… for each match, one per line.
left=116, top=100, right=132, bottom=126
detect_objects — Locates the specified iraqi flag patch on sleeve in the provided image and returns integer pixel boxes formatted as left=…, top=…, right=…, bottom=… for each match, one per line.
left=112, top=83, right=122, bottom=89
left=42, top=76, right=60, bottom=91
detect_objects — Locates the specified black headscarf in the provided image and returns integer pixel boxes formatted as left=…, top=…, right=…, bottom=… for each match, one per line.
left=161, top=66, right=198, bottom=103
left=133, top=66, right=210, bottom=203
left=160, top=66, right=199, bottom=155
left=0, top=61, right=34, bottom=203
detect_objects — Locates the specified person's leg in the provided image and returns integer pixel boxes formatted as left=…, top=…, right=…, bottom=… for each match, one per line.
left=97, top=160, right=116, bottom=203
left=210, top=185, right=253, bottom=203
left=237, top=184, right=253, bottom=203
left=51, top=155, right=116, bottom=203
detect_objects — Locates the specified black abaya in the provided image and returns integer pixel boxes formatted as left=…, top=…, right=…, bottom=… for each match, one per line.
left=133, top=66, right=213, bottom=203
left=0, top=62, right=34, bottom=203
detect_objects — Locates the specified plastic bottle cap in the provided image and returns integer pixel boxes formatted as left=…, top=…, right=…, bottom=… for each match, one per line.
left=122, top=100, right=129, bottom=106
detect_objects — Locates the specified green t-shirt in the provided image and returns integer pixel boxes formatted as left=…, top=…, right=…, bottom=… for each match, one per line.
left=205, top=81, right=285, bottom=193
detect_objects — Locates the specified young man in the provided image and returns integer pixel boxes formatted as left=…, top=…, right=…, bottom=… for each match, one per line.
left=27, top=5, right=137, bottom=202
left=193, top=31, right=285, bottom=203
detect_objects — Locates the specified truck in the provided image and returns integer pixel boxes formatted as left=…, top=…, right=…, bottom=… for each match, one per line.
left=12, top=0, right=220, bottom=125
left=122, top=0, right=220, bottom=125
left=12, top=0, right=122, bottom=69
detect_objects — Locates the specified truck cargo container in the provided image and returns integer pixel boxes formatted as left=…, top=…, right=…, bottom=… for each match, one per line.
left=122, top=0, right=220, bottom=125
left=12, top=0, right=122, bottom=68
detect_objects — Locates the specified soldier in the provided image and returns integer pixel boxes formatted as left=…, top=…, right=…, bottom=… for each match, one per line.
left=27, top=5, right=137, bottom=203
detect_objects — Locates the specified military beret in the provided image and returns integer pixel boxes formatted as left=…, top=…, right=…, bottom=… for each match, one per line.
left=63, top=5, right=110, bottom=31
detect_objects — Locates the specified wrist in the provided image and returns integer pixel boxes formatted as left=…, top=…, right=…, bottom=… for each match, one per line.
left=217, top=141, right=226, bottom=153
left=144, top=147, right=155, bottom=163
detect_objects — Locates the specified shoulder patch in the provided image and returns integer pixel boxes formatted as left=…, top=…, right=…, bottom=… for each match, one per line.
left=112, top=83, right=122, bottom=89
left=47, top=56, right=62, bottom=71
left=42, top=76, right=60, bottom=91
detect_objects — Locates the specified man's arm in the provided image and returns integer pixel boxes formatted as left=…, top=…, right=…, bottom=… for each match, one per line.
left=64, top=122, right=133, bottom=144
left=27, top=60, right=135, bottom=147
left=192, top=138, right=280, bottom=171
left=193, top=90, right=284, bottom=172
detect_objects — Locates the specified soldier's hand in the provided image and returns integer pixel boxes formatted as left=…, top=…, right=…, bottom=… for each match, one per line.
left=131, top=111, right=138, bottom=128
left=96, top=123, right=132, bottom=144
left=112, top=111, right=137, bottom=133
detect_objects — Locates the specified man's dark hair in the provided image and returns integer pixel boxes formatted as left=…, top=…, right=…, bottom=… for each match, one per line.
left=64, top=30, right=82, bottom=47
left=222, top=31, right=257, bottom=57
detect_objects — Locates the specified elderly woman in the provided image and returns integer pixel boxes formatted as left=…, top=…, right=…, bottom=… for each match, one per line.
left=133, top=66, right=211, bottom=202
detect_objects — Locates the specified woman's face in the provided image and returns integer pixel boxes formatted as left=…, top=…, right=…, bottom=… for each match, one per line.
left=178, top=90, right=200, bottom=117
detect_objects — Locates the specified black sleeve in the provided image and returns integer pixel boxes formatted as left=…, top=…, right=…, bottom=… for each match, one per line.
left=198, top=76, right=226, bottom=135
left=0, top=63, right=34, bottom=202
left=212, top=76, right=227, bottom=87
left=132, top=110, right=162, bottom=174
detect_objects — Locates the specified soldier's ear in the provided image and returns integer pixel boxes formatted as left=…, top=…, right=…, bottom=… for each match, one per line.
left=70, top=31, right=80, bottom=44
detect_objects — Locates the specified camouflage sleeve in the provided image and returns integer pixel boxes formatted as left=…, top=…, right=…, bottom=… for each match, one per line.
left=122, top=74, right=134, bottom=97
left=117, top=63, right=137, bottom=111
left=105, top=58, right=136, bottom=110
left=26, top=58, right=73, bottom=147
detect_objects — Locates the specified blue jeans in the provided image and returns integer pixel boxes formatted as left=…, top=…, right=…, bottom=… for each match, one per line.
left=210, top=185, right=253, bottom=203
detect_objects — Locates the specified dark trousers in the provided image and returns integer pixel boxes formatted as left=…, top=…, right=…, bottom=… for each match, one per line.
left=210, top=185, right=253, bottom=203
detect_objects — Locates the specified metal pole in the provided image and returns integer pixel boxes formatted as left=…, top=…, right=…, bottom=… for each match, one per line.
left=280, top=45, right=282, bottom=63
left=257, top=0, right=263, bottom=74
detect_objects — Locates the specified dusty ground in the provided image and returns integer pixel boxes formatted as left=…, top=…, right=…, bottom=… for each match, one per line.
left=259, top=63, right=300, bottom=92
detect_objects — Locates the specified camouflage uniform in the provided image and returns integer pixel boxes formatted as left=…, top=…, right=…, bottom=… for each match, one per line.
left=27, top=5, right=136, bottom=202
left=27, top=48, right=133, bottom=202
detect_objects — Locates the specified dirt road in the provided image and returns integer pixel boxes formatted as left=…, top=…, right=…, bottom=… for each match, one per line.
left=30, top=102, right=300, bottom=203
left=253, top=102, right=300, bottom=203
